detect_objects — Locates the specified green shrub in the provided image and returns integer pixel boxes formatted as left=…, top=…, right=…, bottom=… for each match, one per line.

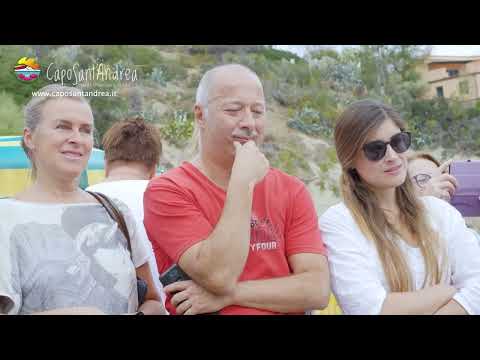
left=219, top=52, right=274, bottom=80
left=326, top=147, right=338, bottom=163
left=258, top=47, right=303, bottom=63
left=160, top=60, right=188, bottom=82
left=309, top=48, right=340, bottom=61
left=0, top=91, right=23, bottom=135
left=101, top=45, right=129, bottom=63
left=128, top=46, right=165, bottom=76
left=90, top=94, right=129, bottom=147
left=75, top=51, right=93, bottom=68
left=186, top=71, right=202, bottom=89
left=160, top=110, right=194, bottom=147
left=150, top=67, right=168, bottom=86
left=287, top=106, right=335, bottom=138
left=49, top=46, right=80, bottom=66
left=271, top=60, right=312, bottom=87
left=80, top=45, right=104, bottom=59
left=142, top=101, right=169, bottom=123
left=329, top=183, right=340, bottom=197
left=475, top=100, right=480, bottom=113
left=271, top=81, right=305, bottom=107
left=178, top=53, right=215, bottom=68
left=275, top=146, right=310, bottom=177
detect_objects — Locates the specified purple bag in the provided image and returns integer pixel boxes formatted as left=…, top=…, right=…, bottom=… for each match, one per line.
left=450, top=160, right=480, bottom=217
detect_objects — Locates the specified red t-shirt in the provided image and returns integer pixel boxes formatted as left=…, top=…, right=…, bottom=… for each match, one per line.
left=144, top=162, right=326, bottom=315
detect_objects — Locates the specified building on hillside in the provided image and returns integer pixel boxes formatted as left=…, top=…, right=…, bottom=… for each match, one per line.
left=417, top=56, right=480, bottom=105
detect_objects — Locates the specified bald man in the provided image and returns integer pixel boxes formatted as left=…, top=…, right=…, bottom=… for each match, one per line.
left=144, top=64, right=330, bottom=315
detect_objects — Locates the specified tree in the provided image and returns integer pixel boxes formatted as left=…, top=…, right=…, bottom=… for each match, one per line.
left=351, top=45, right=431, bottom=98
left=0, top=91, right=23, bottom=135
left=307, top=47, right=340, bottom=61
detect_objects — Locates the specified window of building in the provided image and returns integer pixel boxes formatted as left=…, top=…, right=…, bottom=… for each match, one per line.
left=436, top=86, right=444, bottom=98
left=447, top=69, right=459, bottom=77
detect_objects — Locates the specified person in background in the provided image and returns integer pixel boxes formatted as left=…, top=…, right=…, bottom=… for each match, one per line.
left=0, top=85, right=165, bottom=315
left=407, top=151, right=457, bottom=201
left=86, top=116, right=166, bottom=308
left=407, top=151, right=480, bottom=245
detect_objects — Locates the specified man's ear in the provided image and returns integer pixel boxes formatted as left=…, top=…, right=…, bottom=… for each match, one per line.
left=194, top=104, right=207, bottom=129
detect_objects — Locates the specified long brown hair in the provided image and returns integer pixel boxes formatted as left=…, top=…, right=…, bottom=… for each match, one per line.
left=334, top=99, right=446, bottom=292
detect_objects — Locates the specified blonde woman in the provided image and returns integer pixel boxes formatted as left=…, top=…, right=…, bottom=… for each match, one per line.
left=0, top=84, right=165, bottom=315
left=320, top=99, right=480, bottom=315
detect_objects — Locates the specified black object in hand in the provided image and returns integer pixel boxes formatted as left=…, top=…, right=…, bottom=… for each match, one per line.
left=159, top=264, right=219, bottom=315
left=159, top=263, right=191, bottom=287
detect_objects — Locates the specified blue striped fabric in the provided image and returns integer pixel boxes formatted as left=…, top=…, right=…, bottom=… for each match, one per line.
left=0, top=147, right=32, bottom=169
left=0, top=136, right=22, bottom=142
left=88, top=150, right=105, bottom=170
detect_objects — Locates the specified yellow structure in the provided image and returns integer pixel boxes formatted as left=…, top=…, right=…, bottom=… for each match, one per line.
left=417, top=55, right=480, bottom=104
left=313, top=294, right=343, bottom=315
left=0, top=136, right=105, bottom=197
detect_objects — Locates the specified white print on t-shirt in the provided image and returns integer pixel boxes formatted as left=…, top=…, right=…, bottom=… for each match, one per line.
left=249, top=214, right=280, bottom=252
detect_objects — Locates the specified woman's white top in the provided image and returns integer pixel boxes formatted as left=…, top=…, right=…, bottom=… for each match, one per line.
left=86, top=180, right=166, bottom=306
left=0, top=198, right=149, bottom=314
left=320, top=196, right=480, bottom=315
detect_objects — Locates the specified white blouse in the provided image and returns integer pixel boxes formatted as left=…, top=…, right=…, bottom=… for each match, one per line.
left=0, top=198, right=149, bottom=315
left=320, top=196, right=480, bottom=315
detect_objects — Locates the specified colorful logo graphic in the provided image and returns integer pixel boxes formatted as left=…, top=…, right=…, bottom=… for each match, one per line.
left=14, top=57, right=41, bottom=82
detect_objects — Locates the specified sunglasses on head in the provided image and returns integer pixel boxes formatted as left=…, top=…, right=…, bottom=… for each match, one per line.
left=362, top=131, right=411, bottom=162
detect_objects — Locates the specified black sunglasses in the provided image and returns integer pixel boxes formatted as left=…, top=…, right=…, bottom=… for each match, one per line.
left=362, top=132, right=411, bottom=162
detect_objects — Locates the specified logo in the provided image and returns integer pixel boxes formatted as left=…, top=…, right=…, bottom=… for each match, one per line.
left=249, top=215, right=280, bottom=252
left=14, top=57, right=41, bottom=82
left=45, top=59, right=138, bottom=87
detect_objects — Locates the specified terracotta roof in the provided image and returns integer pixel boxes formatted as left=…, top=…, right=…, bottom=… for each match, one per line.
left=425, top=55, right=480, bottom=63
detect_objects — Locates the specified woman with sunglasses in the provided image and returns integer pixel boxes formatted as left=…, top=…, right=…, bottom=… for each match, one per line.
left=407, top=152, right=458, bottom=202
left=320, top=99, right=480, bottom=315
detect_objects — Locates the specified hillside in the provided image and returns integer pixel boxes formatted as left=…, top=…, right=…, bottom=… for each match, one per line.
left=2, top=45, right=480, bottom=217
